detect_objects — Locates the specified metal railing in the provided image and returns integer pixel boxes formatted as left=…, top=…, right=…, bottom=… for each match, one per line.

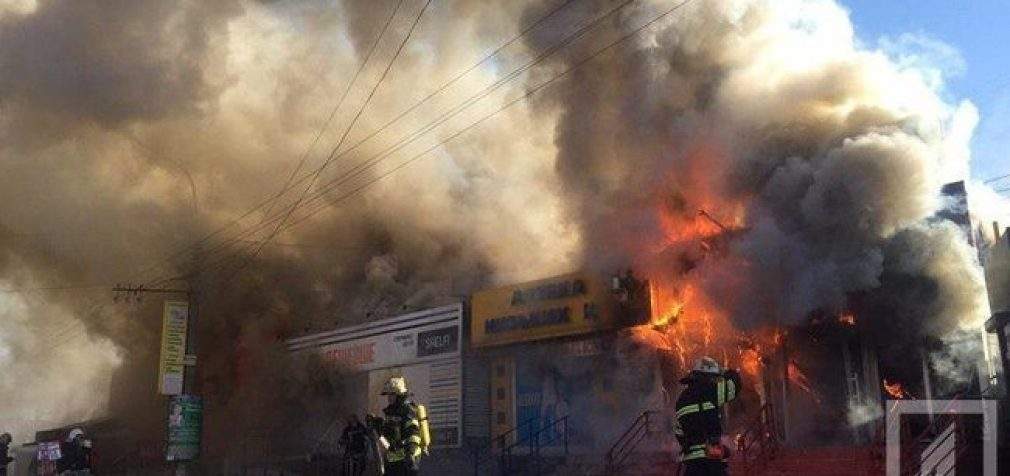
left=495, top=417, right=542, bottom=450
left=736, top=403, right=779, bottom=475
left=472, top=417, right=540, bottom=476
left=604, top=410, right=655, bottom=474
left=500, top=415, right=570, bottom=476
left=473, top=416, right=570, bottom=476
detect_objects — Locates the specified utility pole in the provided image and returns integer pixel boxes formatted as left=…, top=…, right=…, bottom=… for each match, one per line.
left=113, top=248, right=202, bottom=475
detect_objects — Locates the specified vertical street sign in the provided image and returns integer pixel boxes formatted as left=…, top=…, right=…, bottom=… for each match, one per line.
left=167, top=395, right=203, bottom=461
left=159, top=301, right=189, bottom=395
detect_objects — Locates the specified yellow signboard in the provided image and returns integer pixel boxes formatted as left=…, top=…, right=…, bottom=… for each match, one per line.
left=471, top=271, right=638, bottom=348
left=158, top=301, right=189, bottom=395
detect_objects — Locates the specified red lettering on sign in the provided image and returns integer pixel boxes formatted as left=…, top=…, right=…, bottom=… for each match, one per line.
left=324, top=342, right=376, bottom=367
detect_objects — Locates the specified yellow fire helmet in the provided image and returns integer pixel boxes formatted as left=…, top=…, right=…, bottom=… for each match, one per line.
left=381, top=376, right=409, bottom=396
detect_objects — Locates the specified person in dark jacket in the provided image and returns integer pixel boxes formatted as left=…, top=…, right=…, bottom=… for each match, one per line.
left=0, top=433, right=13, bottom=475
left=339, top=414, right=369, bottom=476
left=56, top=428, right=91, bottom=475
left=368, top=377, right=423, bottom=476
left=674, top=357, right=742, bottom=476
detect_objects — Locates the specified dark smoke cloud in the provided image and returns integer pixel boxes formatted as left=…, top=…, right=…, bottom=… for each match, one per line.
left=0, top=0, right=240, bottom=136
left=521, top=0, right=993, bottom=394
left=521, top=0, right=985, bottom=327
left=0, top=0, right=570, bottom=455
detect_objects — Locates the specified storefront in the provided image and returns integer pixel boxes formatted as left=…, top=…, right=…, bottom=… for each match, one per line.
left=286, top=303, right=464, bottom=448
left=470, top=271, right=660, bottom=452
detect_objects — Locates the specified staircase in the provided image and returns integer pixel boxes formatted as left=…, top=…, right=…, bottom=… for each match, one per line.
left=472, top=416, right=570, bottom=475
left=603, top=410, right=680, bottom=475
left=602, top=404, right=781, bottom=476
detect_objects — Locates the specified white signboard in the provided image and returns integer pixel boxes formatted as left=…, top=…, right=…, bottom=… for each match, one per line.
left=287, top=304, right=462, bottom=371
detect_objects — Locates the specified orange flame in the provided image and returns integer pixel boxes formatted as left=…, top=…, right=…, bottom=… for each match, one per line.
left=626, top=144, right=758, bottom=391
left=838, top=311, right=856, bottom=326
left=788, top=361, right=822, bottom=405
left=883, top=379, right=911, bottom=399
left=740, top=347, right=763, bottom=377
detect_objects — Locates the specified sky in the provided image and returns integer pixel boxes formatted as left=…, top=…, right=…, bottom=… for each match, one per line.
left=842, top=0, right=1009, bottom=189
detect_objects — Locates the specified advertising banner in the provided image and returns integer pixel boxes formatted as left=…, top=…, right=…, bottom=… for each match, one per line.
left=166, top=395, right=202, bottom=461
left=471, top=272, right=639, bottom=348
left=287, top=304, right=462, bottom=372
left=158, top=301, right=189, bottom=395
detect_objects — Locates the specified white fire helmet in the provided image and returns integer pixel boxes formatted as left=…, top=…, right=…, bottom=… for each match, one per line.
left=692, top=357, right=721, bottom=375
left=67, top=428, right=85, bottom=442
left=381, top=377, right=408, bottom=396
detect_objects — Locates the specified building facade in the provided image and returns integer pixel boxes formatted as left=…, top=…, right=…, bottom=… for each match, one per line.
left=468, top=271, right=657, bottom=454
left=286, top=304, right=465, bottom=449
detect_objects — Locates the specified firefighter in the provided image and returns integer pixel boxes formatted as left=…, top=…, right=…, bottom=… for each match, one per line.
left=673, top=357, right=741, bottom=476
left=56, top=428, right=92, bottom=476
left=368, top=377, right=424, bottom=476
left=338, top=414, right=368, bottom=476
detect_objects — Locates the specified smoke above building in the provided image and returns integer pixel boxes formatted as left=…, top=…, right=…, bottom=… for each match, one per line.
left=0, top=0, right=1005, bottom=454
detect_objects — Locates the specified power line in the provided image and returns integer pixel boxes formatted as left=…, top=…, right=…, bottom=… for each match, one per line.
left=259, top=0, right=406, bottom=222
left=280, top=0, right=697, bottom=233
left=120, top=0, right=590, bottom=287
left=197, top=0, right=695, bottom=278
left=241, top=0, right=431, bottom=273
left=123, top=0, right=404, bottom=287
left=176, top=0, right=640, bottom=279
left=93, top=0, right=699, bottom=361
left=189, top=0, right=644, bottom=278
left=137, top=0, right=416, bottom=286
left=214, top=0, right=438, bottom=280
left=983, top=173, right=1010, bottom=184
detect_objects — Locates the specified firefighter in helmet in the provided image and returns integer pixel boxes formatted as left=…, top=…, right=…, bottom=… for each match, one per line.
left=369, top=377, right=424, bottom=476
left=673, top=357, right=741, bottom=476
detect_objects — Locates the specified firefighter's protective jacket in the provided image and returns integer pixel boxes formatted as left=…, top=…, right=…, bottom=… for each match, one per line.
left=378, top=397, right=423, bottom=464
left=673, top=369, right=741, bottom=461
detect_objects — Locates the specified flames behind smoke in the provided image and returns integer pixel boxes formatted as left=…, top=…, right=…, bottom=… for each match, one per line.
left=528, top=0, right=999, bottom=399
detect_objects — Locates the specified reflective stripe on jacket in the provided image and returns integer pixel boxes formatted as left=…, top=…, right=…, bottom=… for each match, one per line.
left=381, top=399, right=422, bottom=463
left=674, top=369, right=741, bottom=460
